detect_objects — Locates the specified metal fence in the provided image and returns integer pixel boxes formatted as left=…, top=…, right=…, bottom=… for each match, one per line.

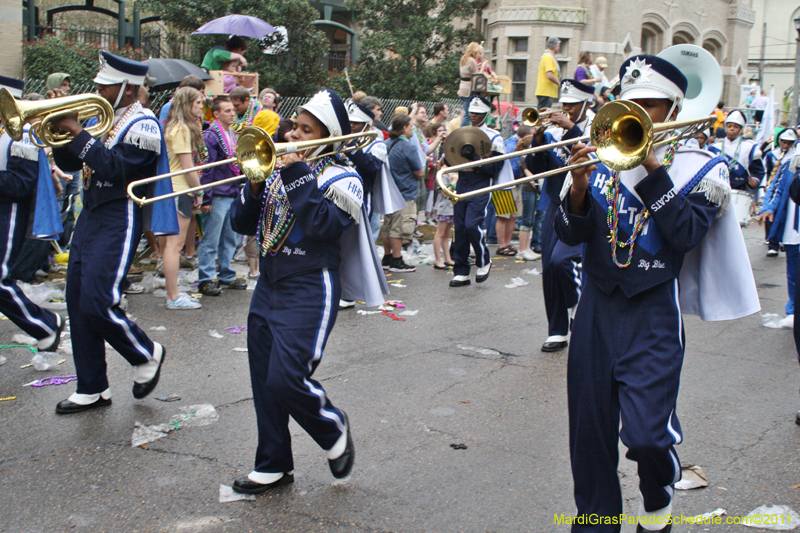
left=29, top=24, right=162, bottom=58
left=18, top=82, right=522, bottom=139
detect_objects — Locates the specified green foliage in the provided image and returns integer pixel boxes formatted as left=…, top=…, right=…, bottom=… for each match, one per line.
left=24, top=35, right=148, bottom=86
left=139, top=0, right=330, bottom=95
left=343, top=0, right=483, bottom=100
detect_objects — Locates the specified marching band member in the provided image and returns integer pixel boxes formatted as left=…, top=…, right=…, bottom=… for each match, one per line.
left=0, top=76, right=64, bottom=354
left=229, top=89, right=387, bottom=493
left=557, top=55, right=759, bottom=532
left=708, top=109, right=765, bottom=191
left=526, top=79, right=594, bottom=352
left=52, top=52, right=178, bottom=414
left=762, top=129, right=798, bottom=256
left=758, top=129, right=799, bottom=327
left=448, top=95, right=512, bottom=287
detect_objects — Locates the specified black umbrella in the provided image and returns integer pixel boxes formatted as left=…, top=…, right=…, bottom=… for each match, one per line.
left=144, top=58, right=212, bottom=91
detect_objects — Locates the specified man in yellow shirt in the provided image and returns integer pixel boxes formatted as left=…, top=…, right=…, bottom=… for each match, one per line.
left=536, top=37, right=561, bottom=110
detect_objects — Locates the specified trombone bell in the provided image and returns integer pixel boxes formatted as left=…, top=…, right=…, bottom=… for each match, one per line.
left=521, top=107, right=539, bottom=127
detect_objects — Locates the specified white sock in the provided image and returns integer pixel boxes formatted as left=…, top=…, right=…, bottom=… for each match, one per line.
left=134, top=343, right=163, bottom=384
left=452, top=275, right=469, bottom=282
left=248, top=471, right=290, bottom=484
left=545, top=335, right=568, bottom=343
left=37, top=314, right=62, bottom=349
left=637, top=492, right=672, bottom=531
left=326, top=425, right=348, bottom=460
left=67, top=388, right=111, bottom=405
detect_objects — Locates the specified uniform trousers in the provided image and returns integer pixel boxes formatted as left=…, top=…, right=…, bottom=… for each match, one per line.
left=451, top=194, right=491, bottom=277
left=247, top=267, right=346, bottom=474
left=541, top=204, right=582, bottom=337
left=67, top=198, right=156, bottom=394
left=0, top=202, right=59, bottom=340
left=568, top=278, right=684, bottom=533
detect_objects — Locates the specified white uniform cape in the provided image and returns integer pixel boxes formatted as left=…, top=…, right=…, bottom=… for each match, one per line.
left=479, top=124, right=514, bottom=186
left=364, top=129, right=406, bottom=215
left=317, top=163, right=390, bottom=307
left=569, top=144, right=760, bottom=321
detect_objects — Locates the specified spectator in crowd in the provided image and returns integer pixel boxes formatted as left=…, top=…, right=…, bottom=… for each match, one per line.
left=352, top=90, right=367, bottom=103
left=459, top=42, right=484, bottom=126
left=713, top=101, right=726, bottom=138
left=394, top=106, right=409, bottom=116
left=515, top=131, right=541, bottom=261
left=536, top=37, right=561, bottom=110
left=230, top=86, right=261, bottom=132
left=162, top=87, right=206, bottom=309
left=361, top=96, right=386, bottom=131
left=221, top=59, right=243, bottom=94
left=432, top=169, right=455, bottom=270
left=424, top=122, right=446, bottom=224
left=258, top=88, right=281, bottom=114
left=432, top=103, right=449, bottom=125
left=447, top=109, right=463, bottom=134
left=381, top=114, right=424, bottom=273
left=201, top=35, right=248, bottom=72
left=252, top=107, right=280, bottom=136
left=574, top=52, right=601, bottom=87
left=159, top=75, right=207, bottom=127
left=45, top=73, right=70, bottom=98
left=751, top=90, right=769, bottom=124
left=197, top=97, right=248, bottom=296
left=589, top=56, right=610, bottom=94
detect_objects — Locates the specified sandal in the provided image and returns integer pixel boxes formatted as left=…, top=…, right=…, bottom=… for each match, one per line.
left=496, top=246, right=517, bottom=256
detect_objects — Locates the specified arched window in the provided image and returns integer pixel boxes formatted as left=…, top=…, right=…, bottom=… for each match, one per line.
left=672, top=30, right=695, bottom=45
left=641, top=23, right=662, bottom=55
left=702, top=38, right=722, bottom=61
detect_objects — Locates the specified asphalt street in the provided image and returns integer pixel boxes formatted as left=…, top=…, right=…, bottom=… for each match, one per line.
left=1, top=223, right=799, bottom=533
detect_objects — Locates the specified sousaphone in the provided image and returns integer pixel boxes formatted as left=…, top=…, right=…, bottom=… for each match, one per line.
left=657, top=44, right=722, bottom=122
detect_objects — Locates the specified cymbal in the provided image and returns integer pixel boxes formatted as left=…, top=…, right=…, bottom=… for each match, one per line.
left=442, top=127, right=492, bottom=166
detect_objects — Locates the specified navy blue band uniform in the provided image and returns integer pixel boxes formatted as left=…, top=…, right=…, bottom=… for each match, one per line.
left=51, top=52, right=170, bottom=407
left=707, top=110, right=765, bottom=191
left=552, top=53, right=760, bottom=532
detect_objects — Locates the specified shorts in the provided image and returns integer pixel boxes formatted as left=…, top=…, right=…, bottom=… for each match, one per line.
left=175, top=194, right=193, bottom=219
left=245, top=235, right=259, bottom=260
left=495, top=186, right=521, bottom=219
left=381, top=199, right=417, bottom=240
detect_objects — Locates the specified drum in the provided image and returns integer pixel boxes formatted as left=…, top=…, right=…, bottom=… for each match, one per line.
left=730, top=190, right=753, bottom=227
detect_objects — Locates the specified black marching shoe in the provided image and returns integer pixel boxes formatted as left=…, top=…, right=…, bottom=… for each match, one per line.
left=232, top=473, right=294, bottom=494
left=56, top=391, right=112, bottom=415
left=541, top=336, right=568, bottom=352
left=38, top=313, right=65, bottom=353
left=132, top=344, right=165, bottom=399
left=449, top=275, right=471, bottom=287
left=328, top=410, right=355, bottom=479
left=636, top=524, right=671, bottom=533
left=475, top=263, right=491, bottom=283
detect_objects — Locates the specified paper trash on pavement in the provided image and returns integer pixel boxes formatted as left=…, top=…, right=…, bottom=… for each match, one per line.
left=131, top=404, right=219, bottom=447
left=675, top=465, right=709, bottom=490
left=744, top=505, right=800, bottom=530
left=208, top=330, right=224, bottom=339
left=219, top=484, right=255, bottom=502
left=505, top=277, right=530, bottom=288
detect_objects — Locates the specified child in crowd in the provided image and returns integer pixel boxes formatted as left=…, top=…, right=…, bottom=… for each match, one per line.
left=432, top=171, right=455, bottom=270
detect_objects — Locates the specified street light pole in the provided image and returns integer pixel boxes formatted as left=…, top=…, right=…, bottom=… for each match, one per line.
left=791, top=16, right=800, bottom=126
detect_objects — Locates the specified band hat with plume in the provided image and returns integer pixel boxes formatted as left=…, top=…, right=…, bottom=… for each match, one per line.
left=346, top=101, right=375, bottom=125
left=559, top=79, right=594, bottom=104
left=468, top=95, right=491, bottom=114
left=93, top=51, right=149, bottom=86
left=0, top=75, right=24, bottom=98
left=618, top=55, right=687, bottom=110
left=296, top=89, right=351, bottom=149
left=779, top=128, right=798, bottom=142
left=725, top=110, right=746, bottom=127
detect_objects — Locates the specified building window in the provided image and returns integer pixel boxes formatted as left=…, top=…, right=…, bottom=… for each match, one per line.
left=509, top=37, right=528, bottom=53
left=510, top=61, right=527, bottom=102
left=641, top=23, right=662, bottom=55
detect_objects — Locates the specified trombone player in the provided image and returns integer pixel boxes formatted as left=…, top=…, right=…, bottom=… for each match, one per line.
left=526, top=79, right=594, bottom=353
left=556, top=54, right=758, bottom=532
left=50, top=51, right=177, bottom=414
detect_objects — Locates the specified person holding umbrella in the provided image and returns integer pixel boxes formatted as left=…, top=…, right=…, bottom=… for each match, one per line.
left=201, top=35, right=248, bottom=72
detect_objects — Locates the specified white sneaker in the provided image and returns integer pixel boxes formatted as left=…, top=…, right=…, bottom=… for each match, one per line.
left=779, top=315, right=794, bottom=329
left=518, top=249, right=541, bottom=261
left=767, top=249, right=779, bottom=257
left=166, top=293, right=202, bottom=310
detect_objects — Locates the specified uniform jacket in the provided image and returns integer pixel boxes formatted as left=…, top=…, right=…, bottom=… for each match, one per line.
left=708, top=136, right=765, bottom=190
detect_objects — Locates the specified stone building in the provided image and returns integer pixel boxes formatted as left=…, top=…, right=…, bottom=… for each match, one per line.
left=748, top=0, right=800, bottom=99
left=0, top=0, right=24, bottom=77
left=479, top=0, right=755, bottom=107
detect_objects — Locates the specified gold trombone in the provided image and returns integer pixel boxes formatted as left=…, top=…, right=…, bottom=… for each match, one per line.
left=437, top=100, right=717, bottom=203
left=520, top=106, right=562, bottom=128
left=0, top=88, right=114, bottom=148
left=127, top=127, right=377, bottom=206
